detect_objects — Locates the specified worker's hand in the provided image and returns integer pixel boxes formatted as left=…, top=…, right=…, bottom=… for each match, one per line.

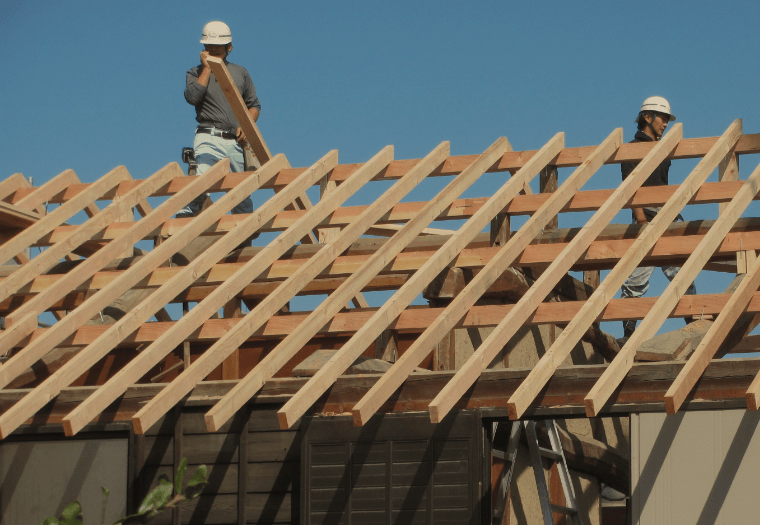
left=236, top=127, right=248, bottom=147
left=200, top=50, right=211, bottom=70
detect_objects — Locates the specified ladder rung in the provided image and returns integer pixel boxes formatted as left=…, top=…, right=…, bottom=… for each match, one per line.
left=538, top=446, right=562, bottom=461
left=550, top=503, right=578, bottom=516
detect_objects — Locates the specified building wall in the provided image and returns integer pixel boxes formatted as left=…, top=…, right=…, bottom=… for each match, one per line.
left=631, top=409, right=760, bottom=524
left=0, top=435, right=128, bottom=525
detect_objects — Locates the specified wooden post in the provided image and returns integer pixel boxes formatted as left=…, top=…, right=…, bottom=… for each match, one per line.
left=223, top=298, right=242, bottom=380
left=583, top=270, right=600, bottom=291
left=490, top=212, right=510, bottom=247
left=539, top=165, right=558, bottom=230
left=318, top=176, right=341, bottom=244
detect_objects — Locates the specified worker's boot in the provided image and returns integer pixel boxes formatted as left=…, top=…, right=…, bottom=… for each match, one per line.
left=617, top=320, right=637, bottom=346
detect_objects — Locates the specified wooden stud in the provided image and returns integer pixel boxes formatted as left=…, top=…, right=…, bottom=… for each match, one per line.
left=127, top=145, right=396, bottom=434
left=196, top=141, right=452, bottom=432
left=490, top=212, right=510, bottom=247
left=272, top=135, right=553, bottom=430
left=583, top=270, right=600, bottom=291
left=14, top=169, right=80, bottom=212
left=0, top=166, right=130, bottom=274
left=0, top=158, right=269, bottom=437
left=55, top=151, right=336, bottom=436
left=539, top=165, right=558, bottom=230
left=586, top=134, right=760, bottom=417
left=0, top=165, right=178, bottom=308
left=667, top=252, right=760, bottom=413
left=222, top=298, right=243, bottom=380
left=508, top=120, right=740, bottom=420
left=429, top=125, right=685, bottom=423
left=318, top=177, right=341, bottom=244
left=351, top=129, right=618, bottom=426
left=206, top=56, right=272, bottom=163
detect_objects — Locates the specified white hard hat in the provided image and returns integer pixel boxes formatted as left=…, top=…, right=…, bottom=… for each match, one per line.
left=636, top=96, right=676, bottom=122
left=201, top=21, right=232, bottom=45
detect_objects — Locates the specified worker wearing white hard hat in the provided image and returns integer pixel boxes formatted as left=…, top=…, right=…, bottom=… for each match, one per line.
left=618, top=96, right=697, bottom=342
left=178, top=21, right=262, bottom=226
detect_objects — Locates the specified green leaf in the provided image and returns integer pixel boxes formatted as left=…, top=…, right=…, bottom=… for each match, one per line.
left=41, top=518, right=60, bottom=525
left=102, top=486, right=110, bottom=498
left=187, top=465, right=208, bottom=487
left=174, top=457, right=188, bottom=494
left=137, top=479, right=173, bottom=515
left=59, top=501, right=83, bottom=525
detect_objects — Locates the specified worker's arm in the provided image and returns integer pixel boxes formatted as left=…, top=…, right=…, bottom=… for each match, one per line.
left=184, top=52, right=212, bottom=105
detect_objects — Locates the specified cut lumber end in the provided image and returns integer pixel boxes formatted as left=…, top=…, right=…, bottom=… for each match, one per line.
left=351, top=409, right=366, bottom=427
left=276, top=409, right=294, bottom=430
left=584, top=397, right=599, bottom=418
left=506, top=401, right=520, bottom=421
left=664, top=394, right=679, bottom=415
left=428, top=404, right=442, bottom=424
left=61, top=418, right=75, bottom=437
left=132, top=417, right=145, bottom=435
left=204, top=413, right=220, bottom=433
left=747, top=390, right=760, bottom=411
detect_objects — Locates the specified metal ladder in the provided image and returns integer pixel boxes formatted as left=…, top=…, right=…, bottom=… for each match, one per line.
left=492, top=419, right=581, bottom=525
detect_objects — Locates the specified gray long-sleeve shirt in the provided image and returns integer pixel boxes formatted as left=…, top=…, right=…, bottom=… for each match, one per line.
left=184, top=60, right=261, bottom=132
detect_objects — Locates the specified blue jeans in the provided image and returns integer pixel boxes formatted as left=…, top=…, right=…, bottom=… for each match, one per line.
left=176, top=131, right=254, bottom=218
left=620, top=210, right=697, bottom=300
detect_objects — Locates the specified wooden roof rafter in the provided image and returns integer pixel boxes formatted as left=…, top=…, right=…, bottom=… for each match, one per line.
left=3, top=69, right=760, bottom=439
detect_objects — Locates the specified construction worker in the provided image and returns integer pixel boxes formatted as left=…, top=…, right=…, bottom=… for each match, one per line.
left=177, top=21, right=261, bottom=219
left=619, top=96, right=697, bottom=341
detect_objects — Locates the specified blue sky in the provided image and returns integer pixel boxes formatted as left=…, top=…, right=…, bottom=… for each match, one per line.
left=3, top=1, right=760, bottom=338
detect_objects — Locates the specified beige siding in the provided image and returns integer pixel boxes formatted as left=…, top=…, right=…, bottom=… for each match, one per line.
left=632, top=409, right=760, bottom=524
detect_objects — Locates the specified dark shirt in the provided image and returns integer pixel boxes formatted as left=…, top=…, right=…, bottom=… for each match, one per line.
left=184, top=60, right=261, bottom=132
left=620, top=130, right=670, bottom=187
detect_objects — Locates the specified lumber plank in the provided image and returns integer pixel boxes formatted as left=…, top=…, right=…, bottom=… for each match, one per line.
left=274, top=134, right=554, bottom=430
left=23, top=291, right=760, bottom=349
left=26, top=179, right=760, bottom=249
left=58, top=150, right=351, bottom=436
left=154, top=142, right=453, bottom=433
left=352, top=129, right=622, bottom=426
left=206, top=56, right=271, bottom=163
left=666, top=256, right=760, bottom=412
left=428, top=124, right=684, bottom=423
left=0, top=156, right=294, bottom=439
left=507, top=120, right=743, bottom=419
left=131, top=145, right=402, bottom=433
left=8, top=134, right=760, bottom=205
left=14, top=169, right=79, bottom=211
left=8, top=224, right=760, bottom=308
left=0, top=201, right=43, bottom=229
left=0, top=164, right=180, bottom=307
left=0, top=166, right=130, bottom=274
left=585, top=152, right=760, bottom=417
left=0, top=160, right=232, bottom=396
left=0, top=173, right=30, bottom=201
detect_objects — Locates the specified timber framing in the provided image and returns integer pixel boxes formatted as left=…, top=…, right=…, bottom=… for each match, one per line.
left=2, top=77, right=760, bottom=442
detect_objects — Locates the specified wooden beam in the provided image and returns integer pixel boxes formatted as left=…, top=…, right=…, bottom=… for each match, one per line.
left=352, top=129, right=621, bottom=426
left=0, top=173, right=30, bottom=201
left=150, top=142, right=452, bottom=434
left=23, top=291, right=760, bottom=349
left=206, top=56, right=271, bottom=163
left=429, top=124, right=684, bottom=423
left=2, top=358, right=759, bottom=428
left=0, top=156, right=294, bottom=439
left=14, top=169, right=79, bottom=211
left=0, top=160, right=234, bottom=398
left=274, top=134, right=552, bottom=430
left=667, top=254, right=760, bottom=413
left=0, top=166, right=130, bottom=273
left=0, top=164, right=179, bottom=308
left=0, top=201, right=43, bottom=229
left=129, top=145, right=396, bottom=434
left=507, top=120, right=743, bottom=420
left=585, top=149, right=760, bottom=417
left=59, top=150, right=351, bottom=436
left=8, top=134, right=760, bottom=205
left=26, top=178, right=760, bottom=249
